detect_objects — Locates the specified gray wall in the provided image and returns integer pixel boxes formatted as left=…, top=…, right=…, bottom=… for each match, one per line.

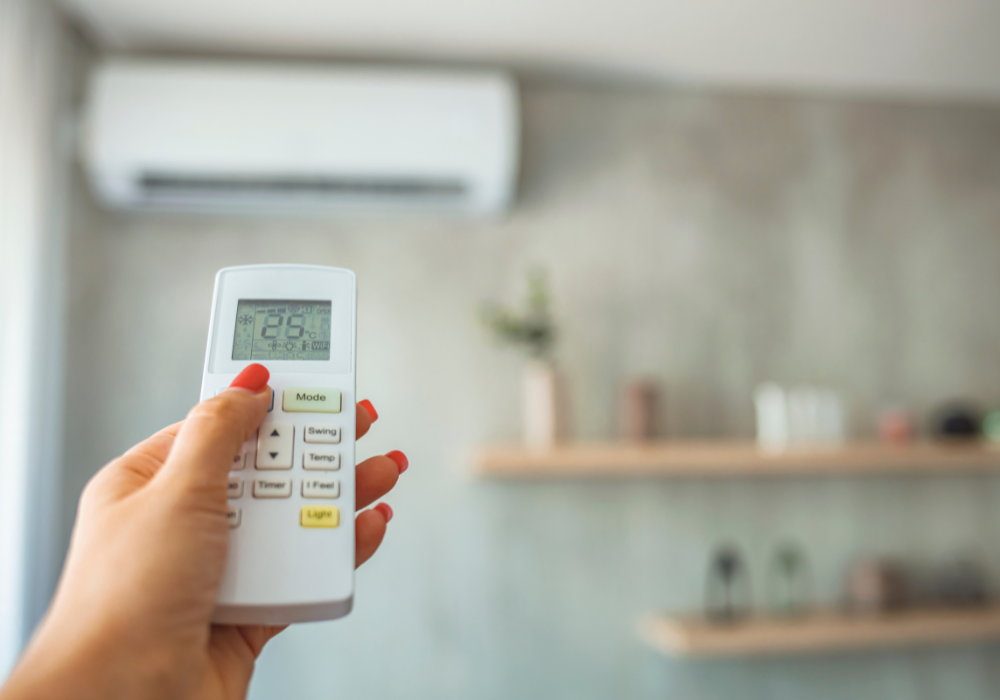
left=62, top=83, right=1000, bottom=699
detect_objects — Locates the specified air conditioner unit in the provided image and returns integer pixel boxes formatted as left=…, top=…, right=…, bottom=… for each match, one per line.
left=80, top=60, right=519, bottom=215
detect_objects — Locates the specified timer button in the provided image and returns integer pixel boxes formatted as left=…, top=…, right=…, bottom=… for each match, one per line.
left=283, top=388, right=342, bottom=414
left=253, top=478, right=292, bottom=499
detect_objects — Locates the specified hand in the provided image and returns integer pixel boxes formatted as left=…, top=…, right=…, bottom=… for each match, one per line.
left=0, top=364, right=406, bottom=700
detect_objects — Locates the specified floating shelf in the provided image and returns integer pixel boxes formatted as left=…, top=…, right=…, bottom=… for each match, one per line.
left=638, top=608, right=1000, bottom=658
left=473, top=441, right=1000, bottom=478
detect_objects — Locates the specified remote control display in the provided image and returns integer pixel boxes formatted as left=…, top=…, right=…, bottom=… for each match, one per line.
left=232, top=299, right=332, bottom=361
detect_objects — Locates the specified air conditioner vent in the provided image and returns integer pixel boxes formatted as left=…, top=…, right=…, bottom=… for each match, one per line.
left=138, top=173, right=467, bottom=199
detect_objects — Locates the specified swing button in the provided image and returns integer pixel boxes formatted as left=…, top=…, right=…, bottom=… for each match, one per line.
left=283, top=388, right=341, bottom=414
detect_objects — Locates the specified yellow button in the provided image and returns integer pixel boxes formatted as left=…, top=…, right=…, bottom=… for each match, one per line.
left=283, top=388, right=342, bottom=413
left=301, top=505, right=339, bottom=528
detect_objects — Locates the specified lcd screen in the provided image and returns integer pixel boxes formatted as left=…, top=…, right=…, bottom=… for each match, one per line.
left=232, top=299, right=332, bottom=361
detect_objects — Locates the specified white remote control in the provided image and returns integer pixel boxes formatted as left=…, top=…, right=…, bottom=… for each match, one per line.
left=199, top=264, right=357, bottom=624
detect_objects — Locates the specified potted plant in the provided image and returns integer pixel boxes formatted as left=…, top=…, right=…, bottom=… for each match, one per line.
left=480, top=269, right=566, bottom=448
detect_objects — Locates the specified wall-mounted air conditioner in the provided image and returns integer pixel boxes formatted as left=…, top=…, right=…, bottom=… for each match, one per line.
left=80, top=60, right=519, bottom=215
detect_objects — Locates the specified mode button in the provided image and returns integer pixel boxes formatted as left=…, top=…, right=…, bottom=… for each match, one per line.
left=282, top=388, right=342, bottom=414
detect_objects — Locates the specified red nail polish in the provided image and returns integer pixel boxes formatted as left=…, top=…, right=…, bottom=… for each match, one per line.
left=386, top=450, right=408, bottom=474
left=375, top=503, right=393, bottom=523
left=229, top=363, right=269, bottom=393
left=359, top=399, right=378, bottom=422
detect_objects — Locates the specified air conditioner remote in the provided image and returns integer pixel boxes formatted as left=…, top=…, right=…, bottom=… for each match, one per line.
left=200, top=264, right=357, bottom=624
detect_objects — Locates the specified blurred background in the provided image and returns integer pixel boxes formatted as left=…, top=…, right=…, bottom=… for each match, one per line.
left=3, top=0, right=1000, bottom=698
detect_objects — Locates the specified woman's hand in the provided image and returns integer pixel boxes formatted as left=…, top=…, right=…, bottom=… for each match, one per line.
left=0, top=364, right=405, bottom=700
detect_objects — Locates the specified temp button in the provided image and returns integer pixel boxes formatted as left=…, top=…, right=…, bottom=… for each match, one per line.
left=283, top=388, right=342, bottom=414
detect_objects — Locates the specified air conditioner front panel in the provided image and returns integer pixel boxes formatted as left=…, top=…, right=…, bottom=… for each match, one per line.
left=82, top=61, right=519, bottom=214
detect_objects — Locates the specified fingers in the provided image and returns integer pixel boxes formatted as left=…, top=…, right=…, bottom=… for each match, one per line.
left=206, top=624, right=288, bottom=700
left=355, top=505, right=391, bottom=568
left=353, top=400, right=400, bottom=568
left=156, top=366, right=272, bottom=496
left=355, top=455, right=401, bottom=510
left=356, top=399, right=377, bottom=440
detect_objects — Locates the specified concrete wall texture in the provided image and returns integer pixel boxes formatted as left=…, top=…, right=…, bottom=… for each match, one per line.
left=62, top=84, right=1000, bottom=699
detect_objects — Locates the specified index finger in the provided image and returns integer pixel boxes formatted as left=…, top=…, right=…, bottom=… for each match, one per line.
left=356, top=401, right=376, bottom=440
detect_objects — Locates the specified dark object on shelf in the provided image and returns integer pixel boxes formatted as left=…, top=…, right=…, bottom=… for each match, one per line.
left=845, top=559, right=908, bottom=613
left=932, top=560, right=990, bottom=607
left=706, top=544, right=752, bottom=623
left=766, top=543, right=812, bottom=616
left=933, top=403, right=981, bottom=440
left=619, top=379, right=659, bottom=443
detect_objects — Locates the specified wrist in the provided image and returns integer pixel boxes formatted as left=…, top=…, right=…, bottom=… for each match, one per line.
left=1, top=602, right=183, bottom=700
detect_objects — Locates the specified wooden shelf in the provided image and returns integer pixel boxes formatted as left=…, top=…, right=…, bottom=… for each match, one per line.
left=473, top=441, right=1000, bottom=478
left=639, top=608, right=1000, bottom=658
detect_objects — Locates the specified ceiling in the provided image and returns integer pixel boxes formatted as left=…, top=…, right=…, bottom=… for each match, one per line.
left=58, top=0, right=1000, bottom=101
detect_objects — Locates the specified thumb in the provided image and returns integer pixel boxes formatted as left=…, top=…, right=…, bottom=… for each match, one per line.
left=157, top=364, right=271, bottom=497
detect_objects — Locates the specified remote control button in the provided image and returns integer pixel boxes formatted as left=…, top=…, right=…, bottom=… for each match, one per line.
left=253, top=478, right=292, bottom=498
left=227, top=506, right=241, bottom=528
left=227, top=477, right=244, bottom=499
left=231, top=452, right=246, bottom=471
left=304, top=424, right=341, bottom=444
left=283, top=388, right=342, bottom=414
left=303, top=449, right=341, bottom=471
left=256, top=424, right=293, bottom=469
left=216, top=387, right=274, bottom=412
left=302, top=477, right=340, bottom=498
left=301, top=505, right=339, bottom=528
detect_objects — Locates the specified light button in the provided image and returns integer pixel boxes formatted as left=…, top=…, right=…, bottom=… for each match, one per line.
left=283, top=388, right=342, bottom=414
left=301, top=505, right=339, bottom=528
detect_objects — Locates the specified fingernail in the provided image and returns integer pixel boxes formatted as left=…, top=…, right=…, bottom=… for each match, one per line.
left=375, top=503, right=393, bottom=523
left=229, top=363, right=269, bottom=393
left=386, top=450, right=408, bottom=474
left=359, top=399, right=378, bottom=422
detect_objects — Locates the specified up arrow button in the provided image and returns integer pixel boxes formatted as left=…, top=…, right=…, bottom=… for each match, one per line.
left=283, top=388, right=342, bottom=414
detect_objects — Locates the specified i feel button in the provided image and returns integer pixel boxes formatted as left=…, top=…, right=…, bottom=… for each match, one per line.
left=282, top=388, right=342, bottom=413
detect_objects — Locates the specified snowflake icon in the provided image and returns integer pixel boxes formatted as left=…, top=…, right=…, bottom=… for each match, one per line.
left=238, top=314, right=254, bottom=326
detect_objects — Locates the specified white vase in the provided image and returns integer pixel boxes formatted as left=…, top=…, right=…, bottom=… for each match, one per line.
left=522, top=361, right=565, bottom=448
